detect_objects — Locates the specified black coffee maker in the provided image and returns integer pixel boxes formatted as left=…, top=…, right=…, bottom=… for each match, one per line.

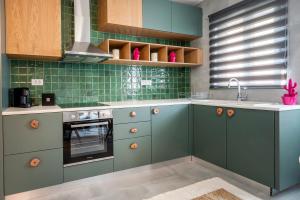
left=9, top=88, right=32, bottom=108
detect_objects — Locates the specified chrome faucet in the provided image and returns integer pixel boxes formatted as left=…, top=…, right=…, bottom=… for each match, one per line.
left=228, top=78, right=247, bottom=101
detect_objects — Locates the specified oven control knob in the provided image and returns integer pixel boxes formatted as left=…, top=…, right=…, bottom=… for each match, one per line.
left=70, top=114, right=76, bottom=120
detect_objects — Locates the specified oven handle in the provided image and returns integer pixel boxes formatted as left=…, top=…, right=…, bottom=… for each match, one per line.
left=70, top=122, right=109, bottom=128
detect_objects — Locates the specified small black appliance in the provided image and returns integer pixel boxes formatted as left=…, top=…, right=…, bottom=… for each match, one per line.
left=9, top=88, right=31, bottom=108
left=42, top=93, right=55, bottom=106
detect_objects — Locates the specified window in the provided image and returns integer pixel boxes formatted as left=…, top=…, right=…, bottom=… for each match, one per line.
left=209, top=0, right=288, bottom=88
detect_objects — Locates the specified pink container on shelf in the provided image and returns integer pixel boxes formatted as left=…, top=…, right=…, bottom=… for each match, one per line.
left=133, top=48, right=140, bottom=60
left=169, top=51, right=176, bottom=62
left=282, top=96, right=297, bottom=105
left=281, top=79, right=298, bottom=105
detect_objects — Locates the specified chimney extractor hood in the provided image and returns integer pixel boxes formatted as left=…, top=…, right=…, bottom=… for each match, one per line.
left=62, top=0, right=112, bottom=63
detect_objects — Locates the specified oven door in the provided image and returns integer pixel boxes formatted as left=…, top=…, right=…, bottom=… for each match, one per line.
left=63, top=119, right=113, bottom=165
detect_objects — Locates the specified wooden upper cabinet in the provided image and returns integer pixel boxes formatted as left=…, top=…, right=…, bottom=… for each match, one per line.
left=5, top=0, right=62, bottom=60
left=99, top=0, right=142, bottom=28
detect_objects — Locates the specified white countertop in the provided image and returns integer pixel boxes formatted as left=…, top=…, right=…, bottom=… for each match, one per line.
left=2, top=105, right=62, bottom=115
left=3, top=99, right=300, bottom=115
left=2, top=99, right=191, bottom=115
left=192, top=99, right=300, bottom=111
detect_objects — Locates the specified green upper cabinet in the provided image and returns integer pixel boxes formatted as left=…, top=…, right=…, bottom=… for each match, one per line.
left=193, top=105, right=226, bottom=168
left=171, top=3, right=202, bottom=36
left=142, top=0, right=172, bottom=32
left=226, top=108, right=275, bottom=187
left=142, top=0, right=202, bottom=37
left=151, top=105, right=189, bottom=163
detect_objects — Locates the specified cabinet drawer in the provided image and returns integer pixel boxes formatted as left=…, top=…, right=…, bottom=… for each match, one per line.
left=3, top=112, right=63, bottom=155
left=64, top=158, right=113, bottom=182
left=113, top=107, right=150, bottom=124
left=4, top=148, right=63, bottom=195
left=114, top=121, right=151, bottom=140
left=114, top=136, right=151, bottom=171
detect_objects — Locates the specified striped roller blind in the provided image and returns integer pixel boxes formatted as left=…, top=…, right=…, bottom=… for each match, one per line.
left=209, top=0, right=288, bottom=89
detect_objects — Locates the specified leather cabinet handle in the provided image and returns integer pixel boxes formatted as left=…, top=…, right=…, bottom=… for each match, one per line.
left=130, top=111, right=137, bottom=117
left=130, top=128, right=138, bottom=134
left=216, top=107, right=224, bottom=116
left=30, top=119, right=40, bottom=129
left=227, top=109, right=235, bottom=118
left=130, top=143, right=138, bottom=150
left=152, top=108, right=160, bottom=115
left=29, top=158, right=41, bottom=168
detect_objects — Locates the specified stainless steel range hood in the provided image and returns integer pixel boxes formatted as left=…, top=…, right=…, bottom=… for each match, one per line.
left=62, top=0, right=112, bottom=63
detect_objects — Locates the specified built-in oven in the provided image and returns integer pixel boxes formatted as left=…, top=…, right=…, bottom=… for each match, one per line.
left=63, top=109, right=113, bottom=166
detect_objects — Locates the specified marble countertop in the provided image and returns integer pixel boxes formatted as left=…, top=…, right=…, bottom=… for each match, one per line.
left=3, top=99, right=300, bottom=115
left=192, top=99, right=300, bottom=111
left=2, top=105, right=62, bottom=115
left=2, top=99, right=191, bottom=115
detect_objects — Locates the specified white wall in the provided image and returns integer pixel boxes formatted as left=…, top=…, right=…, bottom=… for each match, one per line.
left=191, top=0, right=300, bottom=103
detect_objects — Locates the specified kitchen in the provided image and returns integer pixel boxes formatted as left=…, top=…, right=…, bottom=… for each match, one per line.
left=0, top=0, right=300, bottom=199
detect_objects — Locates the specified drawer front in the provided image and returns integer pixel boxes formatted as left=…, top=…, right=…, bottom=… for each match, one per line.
left=3, top=112, right=63, bottom=155
left=114, top=136, right=151, bottom=171
left=113, top=107, right=150, bottom=124
left=4, top=148, right=63, bottom=195
left=114, top=121, right=151, bottom=140
left=64, top=158, right=113, bottom=182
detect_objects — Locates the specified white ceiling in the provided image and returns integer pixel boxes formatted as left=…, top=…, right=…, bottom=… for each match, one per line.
left=171, top=0, right=204, bottom=7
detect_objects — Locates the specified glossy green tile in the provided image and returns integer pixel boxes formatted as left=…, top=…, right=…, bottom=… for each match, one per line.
left=9, top=0, right=191, bottom=105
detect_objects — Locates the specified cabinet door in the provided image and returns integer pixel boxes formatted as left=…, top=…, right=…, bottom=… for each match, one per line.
left=4, top=148, right=63, bottom=195
left=171, top=3, right=202, bottom=36
left=102, top=0, right=142, bottom=28
left=193, top=105, right=226, bottom=168
left=64, top=158, right=113, bottom=182
left=227, top=108, right=275, bottom=187
left=143, top=0, right=172, bottom=32
left=114, top=136, right=151, bottom=171
left=3, top=113, right=63, bottom=155
left=5, top=0, right=61, bottom=59
left=151, top=105, right=189, bottom=163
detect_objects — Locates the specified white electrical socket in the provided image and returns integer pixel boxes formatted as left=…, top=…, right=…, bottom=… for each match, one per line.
left=31, top=79, right=44, bottom=86
left=141, top=80, right=152, bottom=86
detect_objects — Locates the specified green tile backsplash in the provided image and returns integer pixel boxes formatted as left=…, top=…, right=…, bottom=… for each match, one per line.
left=9, top=0, right=191, bottom=105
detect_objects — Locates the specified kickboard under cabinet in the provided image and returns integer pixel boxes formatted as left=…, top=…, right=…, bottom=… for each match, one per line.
left=63, top=158, right=114, bottom=182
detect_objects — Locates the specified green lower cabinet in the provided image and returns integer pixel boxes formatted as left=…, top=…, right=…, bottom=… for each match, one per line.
left=114, top=136, right=151, bottom=171
left=151, top=105, right=189, bottom=163
left=3, top=112, right=63, bottom=155
left=63, top=159, right=113, bottom=182
left=275, top=110, right=300, bottom=191
left=227, top=108, right=275, bottom=187
left=114, top=121, right=151, bottom=140
left=193, top=105, right=226, bottom=168
left=113, top=107, right=150, bottom=125
left=4, top=148, right=63, bottom=195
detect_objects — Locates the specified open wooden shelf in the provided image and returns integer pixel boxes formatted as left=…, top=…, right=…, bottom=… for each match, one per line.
left=150, top=44, right=168, bottom=62
left=131, top=42, right=150, bottom=61
left=184, top=47, right=202, bottom=64
left=99, top=39, right=203, bottom=67
left=167, top=46, right=184, bottom=63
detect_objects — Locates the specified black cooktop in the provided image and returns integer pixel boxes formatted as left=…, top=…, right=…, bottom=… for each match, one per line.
left=58, top=102, right=108, bottom=108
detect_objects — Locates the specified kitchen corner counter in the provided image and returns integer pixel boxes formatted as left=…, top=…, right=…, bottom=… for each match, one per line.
left=192, top=99, right=300, bottom=111
left=2, top=106, right=62, bottom=116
